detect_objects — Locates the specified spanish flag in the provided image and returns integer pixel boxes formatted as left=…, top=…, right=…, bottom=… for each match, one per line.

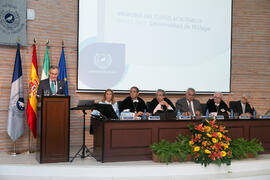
left=26, top=44, right=39, bottom=138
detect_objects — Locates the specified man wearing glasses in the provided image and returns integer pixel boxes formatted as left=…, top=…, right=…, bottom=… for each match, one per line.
left=37, top=65, right=65, bottom=96
left=176, top=88, right=202, bottom=116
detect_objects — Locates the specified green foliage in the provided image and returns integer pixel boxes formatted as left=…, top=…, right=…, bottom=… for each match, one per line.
left=151, top=120, right=264, bottom=166
left=150, top=134, right=191, bottom=164
left=175, top=134, right=192, bottom=161
left=151, top=139, right=175, bottom=164
left=230, top=138, right=264, bottom=159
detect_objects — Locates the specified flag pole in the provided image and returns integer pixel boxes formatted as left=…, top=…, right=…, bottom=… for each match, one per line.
left=8, top=141, right=20, bottom=156
left=26, top=38, right=37, bottom=154
left=26, top=129, right=32, bottom=154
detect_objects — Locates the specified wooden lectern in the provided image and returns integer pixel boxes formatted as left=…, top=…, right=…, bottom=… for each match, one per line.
left=36, top=96, right=70, bottom=163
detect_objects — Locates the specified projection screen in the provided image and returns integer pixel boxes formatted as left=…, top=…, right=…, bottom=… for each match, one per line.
left=77, top=0, right=232, bottom=93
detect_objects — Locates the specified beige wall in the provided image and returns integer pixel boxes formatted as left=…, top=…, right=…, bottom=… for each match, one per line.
left=0, top=0, right=269, bottom=152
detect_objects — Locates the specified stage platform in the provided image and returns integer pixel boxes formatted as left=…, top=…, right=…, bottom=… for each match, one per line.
left=0, top=152, right=270, bottom=180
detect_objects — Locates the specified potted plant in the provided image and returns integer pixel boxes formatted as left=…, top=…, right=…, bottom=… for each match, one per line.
left=151, top=139, right=175, bottom=164
left=188, top=119, right=232, bottom=167
left=230, top=138, right=264, bottom=159
left=175, top=134, right=192, bottom=161
left=151, top=135, right=192, bottom=164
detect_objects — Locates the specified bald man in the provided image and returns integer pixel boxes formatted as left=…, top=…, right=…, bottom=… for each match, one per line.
left=234, top=94, right=254, bottom=117
left=206, top=92, right=230, bottom=117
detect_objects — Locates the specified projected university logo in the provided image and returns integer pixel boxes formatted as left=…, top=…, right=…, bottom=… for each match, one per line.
left=94, top=53, right=112, bottom=70
left=79, top=42, right=126, bottom=89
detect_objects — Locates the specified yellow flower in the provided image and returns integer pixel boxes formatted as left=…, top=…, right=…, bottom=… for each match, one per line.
left=212, top=138, right=218, bottom=143
left=206, top=133, right=212, bottom=137
left=189, top=140, right=194, bottom=145
left=194, top=146, right=200, bottom=152
left=205, top=149, right=211, bottom=154
left=206, top=126, right=212, bottom=132
left=221, top=151, right=226, bottom=157
left=217, top=132, right=223, bottom=138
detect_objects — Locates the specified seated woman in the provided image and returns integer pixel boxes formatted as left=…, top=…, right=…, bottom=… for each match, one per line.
left=119, top=86, right=147, bottom=117
left=149, top=89, right=175, bottom=115
left=99, top=89, right=119, bottom=113
left=206, top=92, right=230, bottom=117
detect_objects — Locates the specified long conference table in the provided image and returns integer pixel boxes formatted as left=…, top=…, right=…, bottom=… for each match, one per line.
left=91, top=118, right=270, bottom=162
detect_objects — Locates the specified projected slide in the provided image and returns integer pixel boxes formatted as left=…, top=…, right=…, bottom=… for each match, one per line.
left=78, top=0, right=232, bottom=93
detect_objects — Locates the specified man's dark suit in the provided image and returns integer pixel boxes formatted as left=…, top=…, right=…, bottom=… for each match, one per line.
left=233, top=100, right=253, bottom=115
left=176, top=97, right=202, bottom=114
left=37, top=78, right=65, bottom=96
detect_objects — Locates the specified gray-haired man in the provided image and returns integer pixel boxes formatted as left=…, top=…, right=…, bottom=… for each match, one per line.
left=176, top=88, right=202, bottom=116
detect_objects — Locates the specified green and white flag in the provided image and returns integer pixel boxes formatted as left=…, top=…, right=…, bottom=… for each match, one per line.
left=41, top=45, right=50, bottom=80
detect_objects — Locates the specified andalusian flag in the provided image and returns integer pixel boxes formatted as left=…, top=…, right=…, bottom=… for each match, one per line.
left=26, top=44, right=39, bottom=138
left=41, top=45, right=50, bottom=80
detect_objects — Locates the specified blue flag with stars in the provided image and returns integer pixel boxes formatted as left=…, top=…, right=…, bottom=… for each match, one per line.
left=58, top=47, right=68, bottom=95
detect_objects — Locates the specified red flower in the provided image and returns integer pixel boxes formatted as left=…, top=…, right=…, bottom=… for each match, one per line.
left=215, top=143, right=222, bottom=150
left=212, top=132, right=218, bottom=138
left=195, top=124, right=203, bottom=131
left=208, top=153, right=216, bottom=161
left=219, top=125, right=225, bottom=133
left=216, top=151, right=222, bottom=159
left=209, top=120, right=216, bottom=127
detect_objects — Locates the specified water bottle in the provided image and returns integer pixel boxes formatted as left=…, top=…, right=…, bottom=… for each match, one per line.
left=253, top=109, right=256, bottom=119
left=206, top=109, right=209, bottom=119
left=177, top=109, right=180, bottom=120
left=142, top=109, right=147, bottom=120
left=230, top=109, right=234, bottom=119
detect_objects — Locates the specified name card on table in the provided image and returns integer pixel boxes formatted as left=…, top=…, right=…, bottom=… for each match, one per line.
left=239, top=115, right=250, bottom=119
left=148, top=116, right=160, bottom=120
left=120, top=111, right=134, bottom=120
left=260, top=115, right=270, bottom=119
left=120, top=116, right=134, bottom=120
left=216, top=115, right=224, bottom=120
left=179, top=115, right=192, bottom=120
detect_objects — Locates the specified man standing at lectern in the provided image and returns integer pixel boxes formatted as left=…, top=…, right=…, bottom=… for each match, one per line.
left=37, top=65, right=65, bottom=96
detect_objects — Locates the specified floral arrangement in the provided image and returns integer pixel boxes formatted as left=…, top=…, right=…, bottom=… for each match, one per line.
left=188, top=119, right=232, bottom=166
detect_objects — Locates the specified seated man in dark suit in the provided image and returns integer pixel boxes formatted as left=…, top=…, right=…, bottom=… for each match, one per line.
left=206, top=92, right=230, bottom=117
left=149, top=89, right=175, bottom=115
left=176, top=88, right=202, bottom=116
left=37, top=65, right=65, bottom=96
left=234, top=94, right=254, bottom=117
left=119, top=86, right=147, bottom=117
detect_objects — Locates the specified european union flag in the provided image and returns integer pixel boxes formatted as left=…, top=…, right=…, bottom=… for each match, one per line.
left=58, top=47, right=69, bottom=95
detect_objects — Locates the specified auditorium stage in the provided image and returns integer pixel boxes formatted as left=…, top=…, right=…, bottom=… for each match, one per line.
left=0, top=152, right=270, bottom=180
